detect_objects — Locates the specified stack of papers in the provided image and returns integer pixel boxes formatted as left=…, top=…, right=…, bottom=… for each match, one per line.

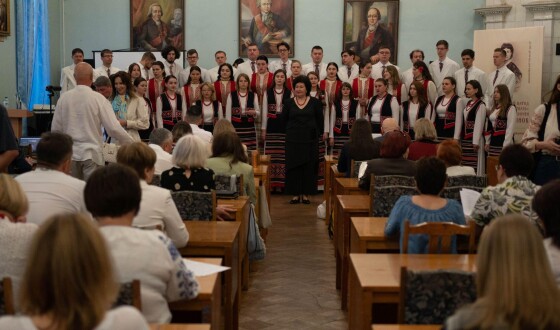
left=183, top=259, right=230, bottom=277
left=460, top=188, right=481, bottom=218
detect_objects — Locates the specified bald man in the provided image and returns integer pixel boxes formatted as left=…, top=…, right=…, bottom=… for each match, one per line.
left=52, top=62, right=134, bottom=180
left=374, top=118, right=400, bottom=143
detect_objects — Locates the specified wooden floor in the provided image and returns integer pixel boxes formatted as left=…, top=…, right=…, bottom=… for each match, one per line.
left=239, top=194, right=347, bottom=329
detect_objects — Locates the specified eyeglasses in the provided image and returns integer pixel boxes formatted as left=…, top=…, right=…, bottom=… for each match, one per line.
left=278, top=49, right=288, bottom=53
left=103, top=55, right=113, bottom=58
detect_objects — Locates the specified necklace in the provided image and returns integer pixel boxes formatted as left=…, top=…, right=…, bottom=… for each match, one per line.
left=238, top=91, right=247, bottom=98
left=440, top=94, right=453, bottom=107
left=203, top=100, right=212, bottom=106
left=165, top=91, right=176, bottom=100
left=296, top=97, right=307, bottom=107
left=274, top=88, right=284, bottom=94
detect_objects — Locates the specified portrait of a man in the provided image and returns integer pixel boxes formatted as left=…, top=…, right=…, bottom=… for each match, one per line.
left=0, top=0, right=9, bottom=36
left=239, top=0, right=294, bottom=57
left=343, top=1, right=399, bottom=64
left=131, top=0, right=184, bottom=51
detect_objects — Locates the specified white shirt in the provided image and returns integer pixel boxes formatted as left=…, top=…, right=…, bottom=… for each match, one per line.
left=94, top=65, right=121, bottom=79
left=366, top=94, right=399, bottom=123
left=338, top=63, right=359, bottom=83
left=60, top=64, right=77, bottom=93
left=269, top=59, right=292, bottom=77
left=486, top=66, right=516, bottom=108
left=0, top=307, right=149, bottom=330
left=429, top=57, right=460, bottom=96
left=371, top=61, right=400, bottom=80
left=134, top=180, right=188, bottom=248
left=189, top=123, right=213, bottom=144
left=302, top=62, right=327, bottom=80
left=51, top=85, right=134, bottom=165
left=16, top=168, right=88, bottom=225
left=237, top=60, right=258, bottom=77
left=163, top=60, right=183, bottom=77
left=148, top=144, right=174, bottom=175
left=401, top=68, right=414, bottom=91
left=137, top=62, right=153, bottom=80
left=100, top=226, right=199, bottom=323
left=454, top=65, right=487, bottom=102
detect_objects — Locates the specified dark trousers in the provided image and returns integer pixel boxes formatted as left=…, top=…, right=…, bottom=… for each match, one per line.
left=534, top=155, right=560, bottom=185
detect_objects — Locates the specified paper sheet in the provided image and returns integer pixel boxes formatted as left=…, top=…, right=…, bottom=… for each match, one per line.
left=183, top=259, right=230, bottom=277
left=460, top=188, right=481, bottom=217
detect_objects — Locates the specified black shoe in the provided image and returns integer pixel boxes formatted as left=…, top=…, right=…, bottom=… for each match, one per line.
left=302, top=197, right=311, bottom=204
left=290, top=196, right=301, bottom=204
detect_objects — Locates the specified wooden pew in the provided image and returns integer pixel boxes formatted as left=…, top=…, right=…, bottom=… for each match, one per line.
left=350, top=217, right=399, bottom=253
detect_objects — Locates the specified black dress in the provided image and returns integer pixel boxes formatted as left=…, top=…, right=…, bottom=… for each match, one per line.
left=283, top=97, right=324, bottom=195
left=161, top=167, right=215, bottom=192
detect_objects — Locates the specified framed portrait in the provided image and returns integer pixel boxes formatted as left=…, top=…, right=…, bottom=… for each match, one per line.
left=239, top=0, right=294, bottom=58
left=343, top=0, right=399, bottom=64
left=0, top=0, right=10, bottom=36
left=130, top=0, right=185, bottom=51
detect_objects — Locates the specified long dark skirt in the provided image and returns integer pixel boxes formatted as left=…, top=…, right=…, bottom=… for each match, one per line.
left=233, top=116, right=257, bottom=151
left=461, top=139, right=478, bottom=174
left=265, top=133, right=286, bottom=192
left=286, top=141, right=318, bottom=196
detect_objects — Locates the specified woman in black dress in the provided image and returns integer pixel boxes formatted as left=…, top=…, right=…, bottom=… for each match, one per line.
left=283, top=76, right=324, bottom=204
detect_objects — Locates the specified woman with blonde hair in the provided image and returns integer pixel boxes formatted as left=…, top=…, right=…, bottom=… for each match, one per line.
left=407, top=118, right=439, bottom=160
left=0, top=174, right=37, bottom=310
left=445, top=215, right=560, bottom=329
left=0, top=213, right=148, bottom=329
left=195, top=82, right=221, bottom=133
left=161, top=134, right=215, bottom=193
left=117, top=142, right=188, bottom=248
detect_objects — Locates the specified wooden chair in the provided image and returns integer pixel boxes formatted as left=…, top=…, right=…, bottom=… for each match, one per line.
left=0, top=277, right=15, bottom=316
left=171, top=190, right=217, bottom=221
left=486, top=156, right=499, bottom=186
left=369, top=175, right=417, bottom=217
left=112, top=279, right=142, bottom=311
left=402, top=220, right=476, bottom=254
left=442, top=175, right=487, bottom=202
left=349, top=160, right=364, bottom=178
left=214, top=173, right=244, bottom=196
left=399, top=266, right=476, bottom=324
left=150, top=174, right=161, bottom=186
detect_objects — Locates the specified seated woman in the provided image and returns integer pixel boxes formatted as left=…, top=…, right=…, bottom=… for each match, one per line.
left=161, top=135, right=214, bottom=192
left=84, top=164, right=198, bottom=323
left=407, top=118, right=439, bottom=161
left=171, top=120, right=192, bottom=147
left=436, top=139, right=475, bottom=177
left=0, top=213, right=149, bottom=329
left=359, top=130, right=416, bottom=190
left=385, top=157, right=466, bottom=253
left=445, top=215, right=560, bottom=329
left=337, top=118, right=380, bottom=177
left=0, top=174, right=37, bottom=310
left=207, top=131, right=257, bottom=205
left=116, top=142, right=188, bottom=248
left=532, top=179, right=560, bottom=285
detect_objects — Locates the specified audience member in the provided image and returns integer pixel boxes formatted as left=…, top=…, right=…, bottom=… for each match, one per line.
left=207, top=131, right=256, bottom=205
left=532, top=179, right=560, bottom=285
left=385, top=157, right=465, bottom=253
left=0, top=104, right=19, bottom=173
left=52, top=62, right=133, bottom=180
left=84, top=164, right=198, bottom=323
left=117, top=142, right=188, bottom=248
left=185, top=104, right=213, bottom=144
left=161, top=135, right=214, bottom=193
left=471, top=144, right=539, bottom=233
left=374, top=117, right=399, bottom=143
left=445, top=215, right=560, bottom=330
left=149, top=128, right=174, bottom=175
left=0, top=174, right=37, bottom=310
left=15, top=132, right=87, bottom=225
left=436, top=139, right=475, bottom=177
left=171, top=121, right=193, bottom=143
left=0, top=213, right=149, bottom=329
left=407, top=118, right=439, bottom=161
left=359, top=130, right=416, bottom=190
left=337, top=118, right=380, bottom=176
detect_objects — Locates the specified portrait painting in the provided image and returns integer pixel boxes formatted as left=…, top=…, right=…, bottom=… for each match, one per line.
left=343, top=0, right=399, bottom=64
left=0, top=0, right=10, bottom=36
left=130, top=0, right=185, bottom=51
left=239, top=0, right=294, bottom=58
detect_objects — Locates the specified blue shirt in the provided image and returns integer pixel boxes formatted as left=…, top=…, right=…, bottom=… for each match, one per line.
left=385, top=195, right=466, bottom=253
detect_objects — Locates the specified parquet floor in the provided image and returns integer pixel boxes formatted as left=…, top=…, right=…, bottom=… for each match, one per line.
left=239, top=194, right=347, bottom=330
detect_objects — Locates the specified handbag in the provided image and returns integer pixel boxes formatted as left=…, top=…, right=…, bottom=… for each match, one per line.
left=247, top=204, right=266, bottom=261
left=102, top=137, right=119, bottom=163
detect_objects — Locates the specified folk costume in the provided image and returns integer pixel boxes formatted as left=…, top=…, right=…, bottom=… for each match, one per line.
left=225, top=91, right=260, bottom=151
left=434, top=94, right=463, bottom=141
left=461, top=98, right=487, bottom=175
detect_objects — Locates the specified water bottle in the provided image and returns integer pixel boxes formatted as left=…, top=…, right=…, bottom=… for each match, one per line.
left=2, top=97, right=8, bottom=108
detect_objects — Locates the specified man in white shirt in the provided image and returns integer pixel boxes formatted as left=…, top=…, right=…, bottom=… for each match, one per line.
left=93, top=76, right=113, bottom=100
left=237, top=43, right=260, bottom=77
left=401, top=49, right=425, bottom=88
left=60, top=48, right=84, bottom=93
left=178, top=49, right=211, bottom=86
left=138, top=51, right=156, bottom=80
left=52, top=62, right=134, bottom=180
left=338, top=49, right=359, bottom=83
left=16, top=132, right=88, bottom=225
left=269, top=42, right=292, bottom=77
left=208, top=50, right=239, bottom=82
left=371, top=45, right=400, bottom=80
left=148, top=128, right=174, bottom=175
left=95, top=49, right=120, bottom=79
left=454, top=49, right=487, bottom=103
left=186, top=104, right=212, bottom=144
left=486, top=48, right=516, bottom=109
left=302, top=45, right=327, bottom=80
left=161, top=45, right=183, bottom=77
left=429, top=40, right=460, bottom=96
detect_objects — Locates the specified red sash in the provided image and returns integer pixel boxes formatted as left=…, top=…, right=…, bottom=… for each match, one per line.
left=352, top=78, right=374, bottom=100
left=320, top=79, right=342, bottom=110
left=214, top=81, right=236, bottom=113
left=183, top=84, right=201, bottom=108
left=148, top=78, right=165, bottom=110
left=251, top=72, right=273, bottom=108
left=254, top=14, right=270, bottom=36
